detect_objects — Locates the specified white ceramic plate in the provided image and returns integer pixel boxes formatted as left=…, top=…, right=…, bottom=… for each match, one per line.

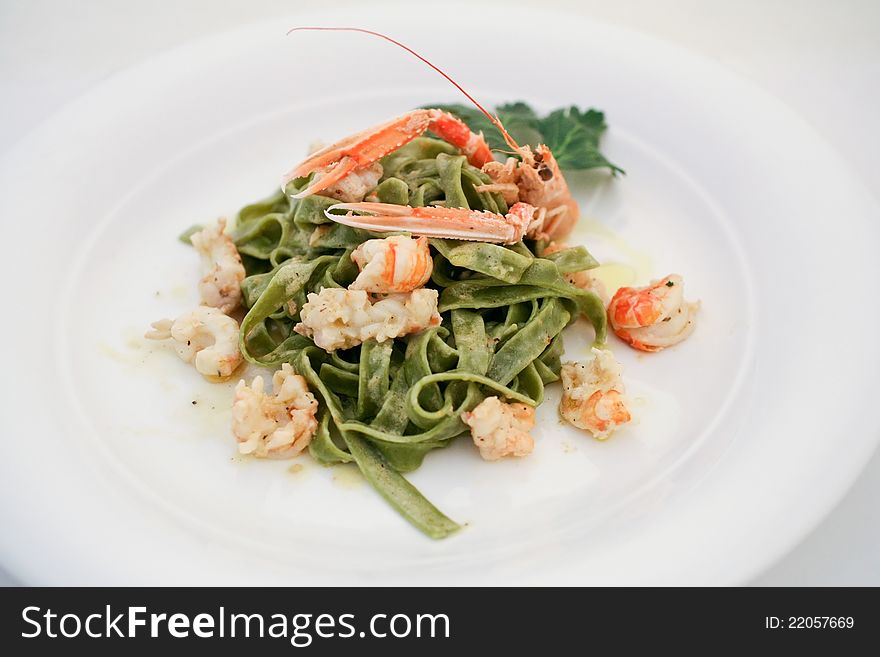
left=2, top=5, right=879, bottom=585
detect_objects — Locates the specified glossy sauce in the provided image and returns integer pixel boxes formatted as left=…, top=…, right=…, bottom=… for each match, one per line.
left=571, top=214, right=654, bottom=297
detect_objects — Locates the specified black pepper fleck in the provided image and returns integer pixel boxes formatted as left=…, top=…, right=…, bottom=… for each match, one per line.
left=666, top=281, right=674, bottom=287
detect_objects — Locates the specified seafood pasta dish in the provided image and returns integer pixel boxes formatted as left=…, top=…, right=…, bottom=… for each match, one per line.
left=146, top=28, right=699, bottom=538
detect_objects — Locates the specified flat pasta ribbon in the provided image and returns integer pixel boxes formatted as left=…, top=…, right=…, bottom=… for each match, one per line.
left=229, top=137, right=605, bottom=538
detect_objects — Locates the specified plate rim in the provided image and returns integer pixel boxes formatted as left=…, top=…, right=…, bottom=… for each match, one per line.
left=2, top=7, right=879, bottom=585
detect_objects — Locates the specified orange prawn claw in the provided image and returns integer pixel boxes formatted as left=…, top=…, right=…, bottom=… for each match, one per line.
left=283, top=109, right=494, bottom=199
left=284, top=27, right=581, bottom=240
left=429, top=111, right=494, bottom=167
left=324, top=201, right=540, bottom=244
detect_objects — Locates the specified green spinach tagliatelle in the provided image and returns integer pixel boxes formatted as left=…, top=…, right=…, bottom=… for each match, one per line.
left=230, top=137, right=606, bottom=538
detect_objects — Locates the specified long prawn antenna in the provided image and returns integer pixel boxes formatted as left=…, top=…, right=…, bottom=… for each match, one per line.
left=287, top=26, right=521, bottom=152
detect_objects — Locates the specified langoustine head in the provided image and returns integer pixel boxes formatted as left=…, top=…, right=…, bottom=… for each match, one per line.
left=480, top=145, right=579, bottom=241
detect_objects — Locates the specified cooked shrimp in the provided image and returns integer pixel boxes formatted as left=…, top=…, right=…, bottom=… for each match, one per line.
left=350, top=235, right=433, bottom=293
left=541, top=240, right=609, bottom=304
left=293, top=287, right=441, bottom=352
left=232, top=364, right=318, bottom=458
left=462, top=396, right=535, bottom=461
left=190, top=218, right=246, bottom=314
left=560, top=348, right=631, bottom=439
left=145, top=306, right=242, bottom=378
left=608, top=274, right=698, bottom=352
left=311, top=161, right=383, bottom=203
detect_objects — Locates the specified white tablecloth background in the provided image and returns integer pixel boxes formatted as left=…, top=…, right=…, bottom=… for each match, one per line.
left=2, top=0, right=877, bottom=586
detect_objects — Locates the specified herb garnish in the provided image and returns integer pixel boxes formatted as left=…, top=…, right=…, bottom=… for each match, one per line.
left=427, top=102, right=624, bottom=174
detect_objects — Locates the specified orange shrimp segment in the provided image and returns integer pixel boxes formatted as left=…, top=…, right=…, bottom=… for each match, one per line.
left=324, top=201, right=541, bottom=245
left=560, top=348, right=632, bottom=440
left=350, top=235, right=433, bottom=293
left=608, top=275, right=679, bottom=328
left=283, top=109, right=493, bottom=199
left=429, top=112, right=494, bottom=167
left=462, top=396, right=535, bottom=461
left=608, top=274, right=699, bottom=352
left=580, top=389, right=631, bottom=434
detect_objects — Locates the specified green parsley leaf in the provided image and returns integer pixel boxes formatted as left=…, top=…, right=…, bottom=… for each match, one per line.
left=426, top=101, right=624, bottom=175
